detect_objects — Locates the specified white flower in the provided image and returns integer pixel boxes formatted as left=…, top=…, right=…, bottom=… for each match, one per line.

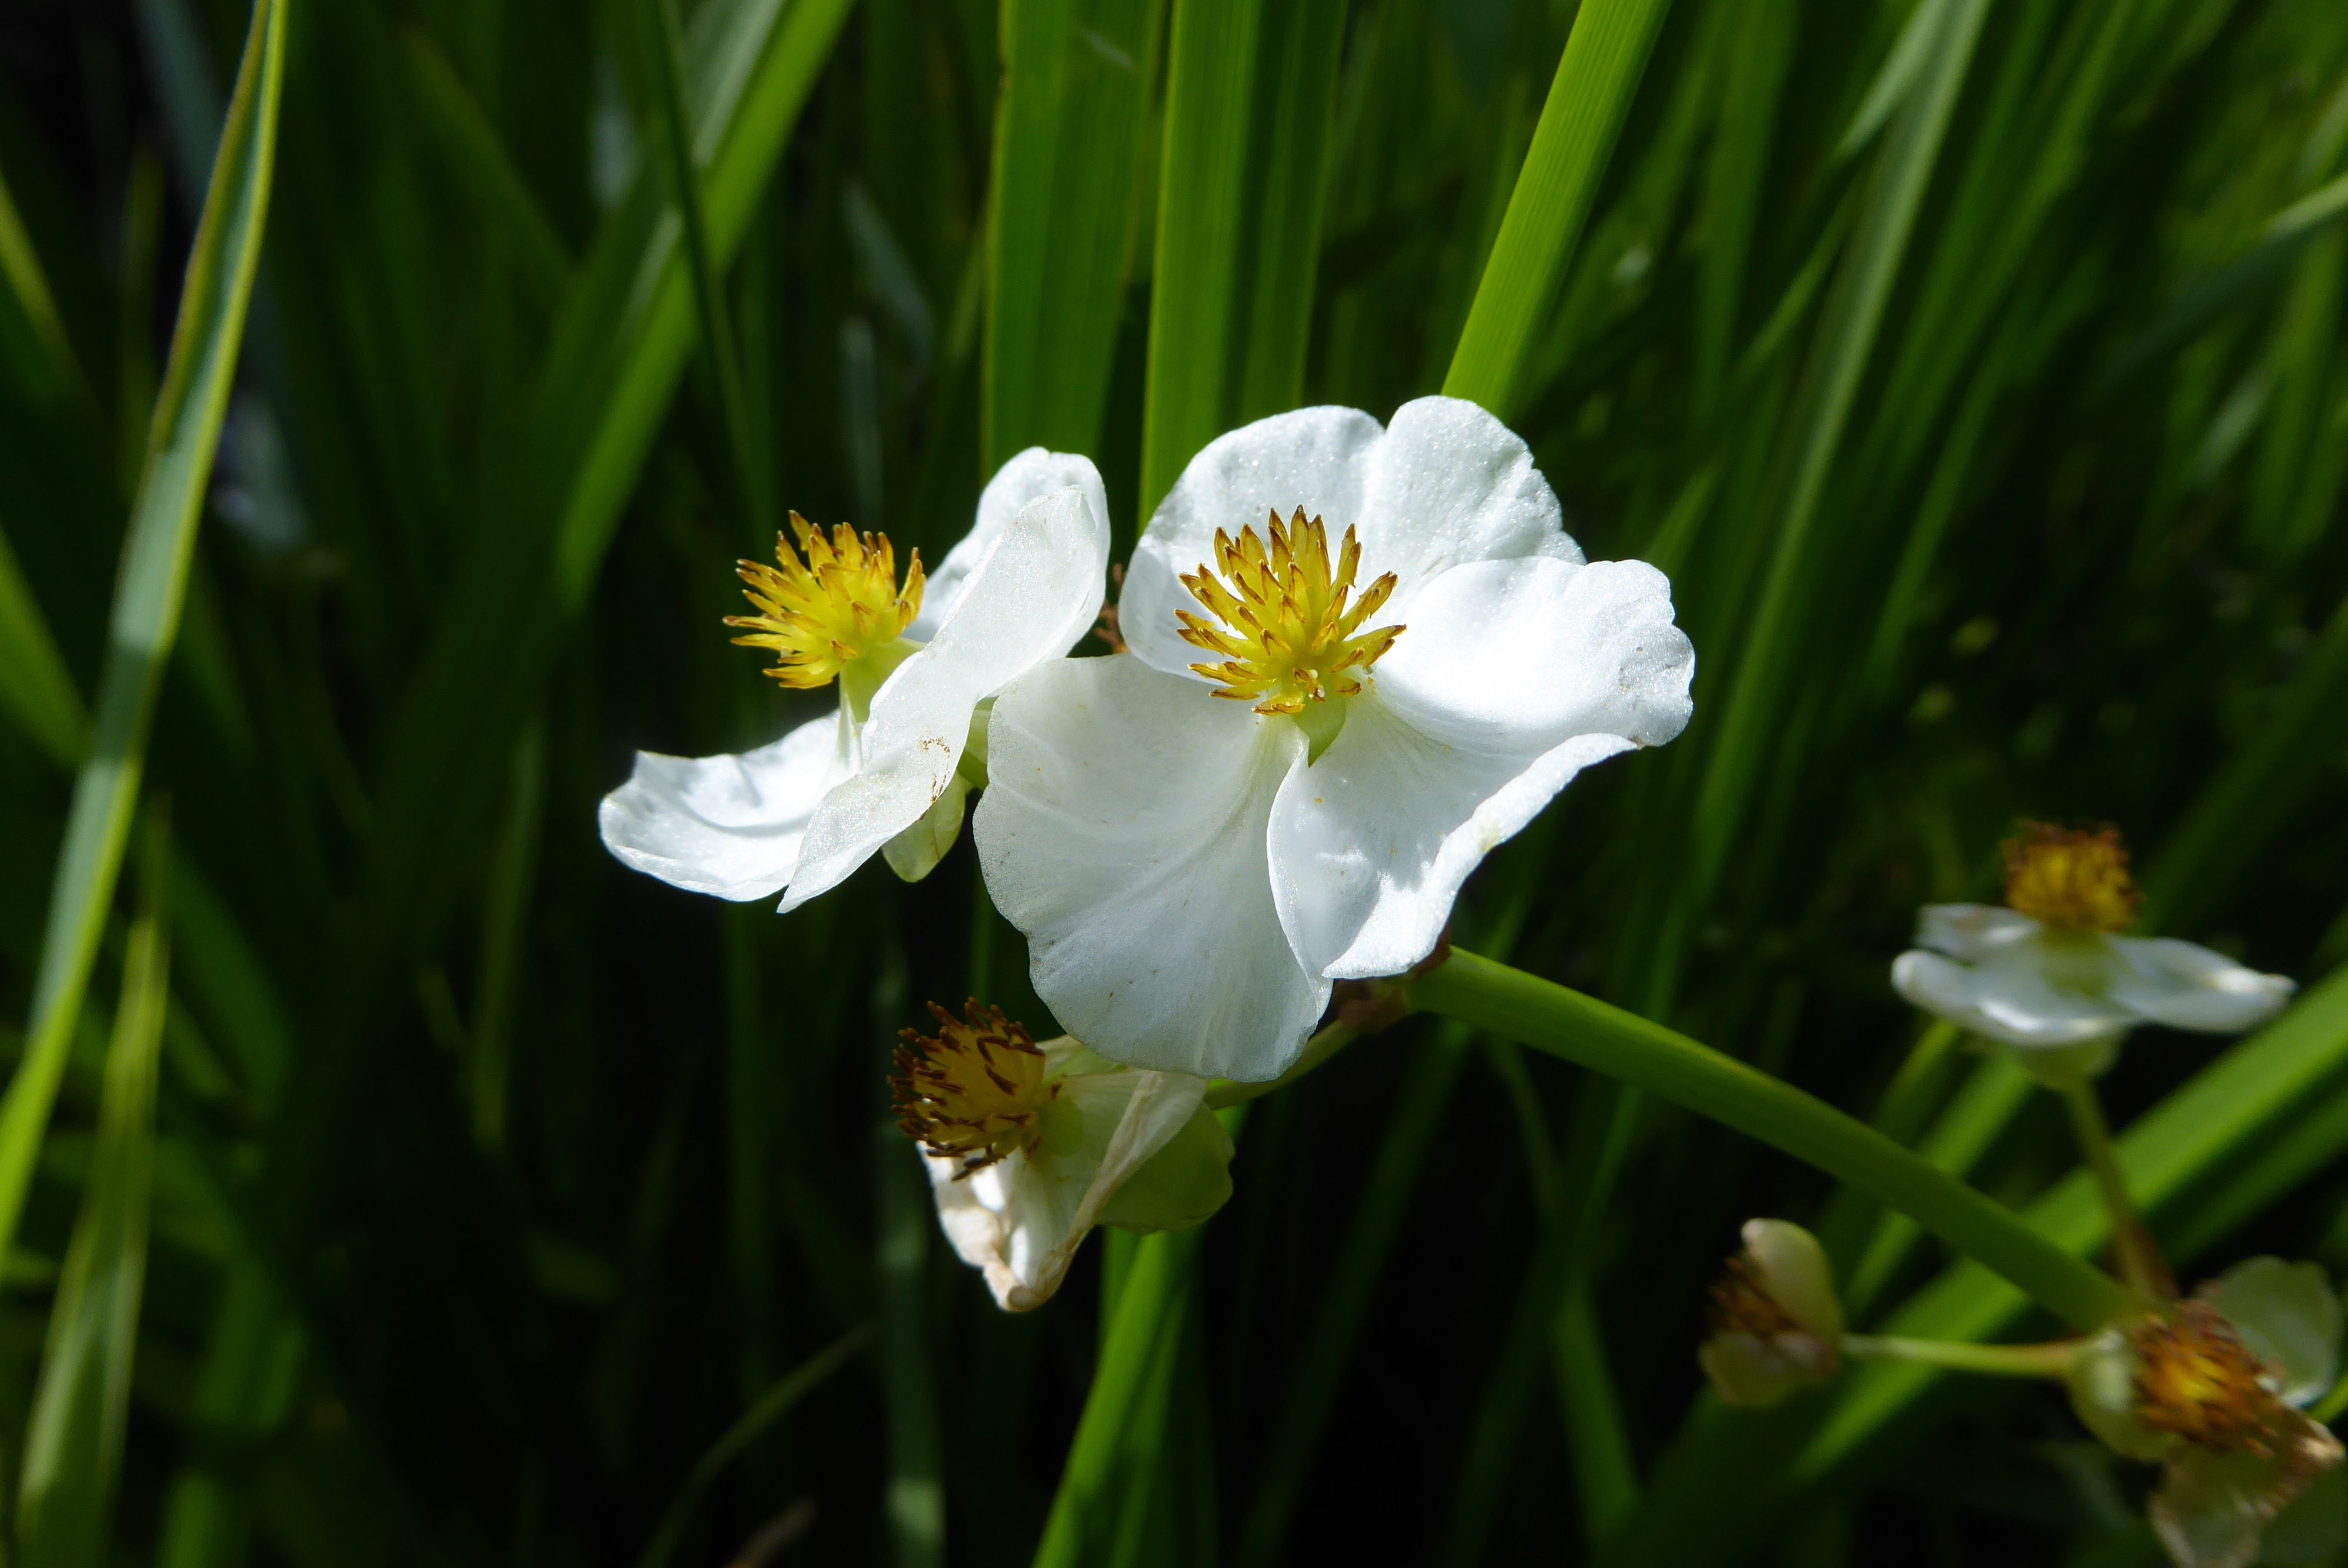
left=1891, top=826, right=2293, bottom=1081
left=1699, top=1219, right=1846, bottom=1408
left=599, top=451, right=1110, bottom=908
left=891, top=1002, right=1229, bottom=1312
left=2066, top=1259, right=2346, bottom=1568
left=973, top=397, right=1693, bottom=1080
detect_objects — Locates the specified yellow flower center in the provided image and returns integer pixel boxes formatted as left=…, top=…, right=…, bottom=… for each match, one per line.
left=2004, top=822, right=2140, bottom=934
left=2130, top=1301, right=2285, bottom=1454
left=890, top=1001, right=1058, bottom=1178
left=726, top=511, right=924, bottom=691
left=1176, top=508, right=1404, bottom=718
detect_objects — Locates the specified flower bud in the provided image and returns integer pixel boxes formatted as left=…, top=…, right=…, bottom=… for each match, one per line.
left=1700, top=1220, right=1845, bottom=1408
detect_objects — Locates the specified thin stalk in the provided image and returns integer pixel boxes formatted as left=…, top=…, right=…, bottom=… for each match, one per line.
left=2059, top=1082, right=2175, bottom=1300
left=1840, top=1334, right=2076, bottom=1379
left=1410, top=949, right=2146, bottom=1332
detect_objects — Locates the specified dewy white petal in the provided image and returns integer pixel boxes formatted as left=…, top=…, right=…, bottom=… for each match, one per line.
left=1353, top=396, right=1581, bottom=617
left=1890, top=946, right=2137, bottom=1047
left=597, top=708, right=851, bottom=901
left=973, top=656, right=1327, bottom=1080
left=2106, top=936, right=2296, bottom=1035
left=911, top=448, right=1109, bottom=638
left=1913, top=904, right=2045, bottom=962
left=924, top=1053, right=1211, bottom=1313
left=1270, top=557, right=1693, bottom=980
left=782, top=487, right=1109, bottom=910
left=1121, top=406, right=1382, bottom=677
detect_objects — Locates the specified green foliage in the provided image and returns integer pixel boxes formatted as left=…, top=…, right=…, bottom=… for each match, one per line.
left=0, top=0, right=2346, bottom=1563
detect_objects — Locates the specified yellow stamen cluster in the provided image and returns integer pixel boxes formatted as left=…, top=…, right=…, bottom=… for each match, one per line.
left=2005, top=822, right=2141, bottom=934
left=890, top=1001, right=1057, bottom=1179
left=2130, top=1302, right=2285, bottom=1453
left=1176, top=508, right=1402, bottom=715
left=725, top=512, right=923, bottom=689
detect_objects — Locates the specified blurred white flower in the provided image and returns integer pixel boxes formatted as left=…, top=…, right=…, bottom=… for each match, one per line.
left=599, top=451, right=1109, bottom=908
left=2066, top=1258, right=2345, bottom=1568
left=1699, top=1219, right=1846, bottom=1408
left=1892, top=825, right=2293, bottom=1084
left=892, top=1002, right=1230, bottom=1312
left=974, top=397, right=1693, bottom=1080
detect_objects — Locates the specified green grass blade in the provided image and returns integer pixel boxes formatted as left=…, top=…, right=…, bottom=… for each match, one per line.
left=1138, top=0, right=1263, bottom=518
left=0, top=0, right=284, bottom=1273
left=639, top=0, right=770, bottom=536
left=1234, top=1035, right=1470, bottom=1568
left=1228, top=0, right=1344, bottom=424
left=1682, top=0, right=1988, bottom=913
left=2140, top=587, right=2348, bottom=934
left=0, top=158, right=86, bottom=407
left=633, top=1327, right=871, bottom=1568
left=1031, top=1228, right=1206, bottom=1568
left=0, top=519, right=86, bottom=766
left=1442, top=0, right=1675, bottom=420
left=396, top=22, right=573, bottom=312
left=878, top=1120, right=944, bottom=1568
left=16, top=825, right=170, bottom=1566
left=984, top=0, right=1161, bottom=469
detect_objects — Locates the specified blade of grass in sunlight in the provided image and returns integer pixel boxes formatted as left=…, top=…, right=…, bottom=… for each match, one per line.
left=1227, top=0, right=1344, bottom=424
left=984, top=0, right=1160, bottom=469
left=1138, top=0, right=1262, bottom=518
left=1031, top=1228, right=1207, bottom=1568
left=0, top=0, right=283, bottom=1273
left=1681, top=0, right=1987, bottom=918
left=1443, top=0, right=1676, bottom=419
left=17, top=817, right=168, bottom=1567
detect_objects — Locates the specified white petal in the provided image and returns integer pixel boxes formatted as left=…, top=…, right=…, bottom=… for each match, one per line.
left=1121, top=406, right=1383, bottom=677
left=2106, top=937, right=2298, bottom=1035
left=598, top=709, right=849, bottom=901
left=1353, top=396, right=1581, bottom=617
left=924, top=1066, right=1210, bottom=1312
left=1913, top=904, right=2045, bottom=961
left=1270, top=557, right=1692, bottom=980
left=973, top=656, right=1327, bottom=1080
left=912, top=448, right=1109, bottom=638
left=782, top=488, right=1109, bottom=910
left=1890, top=947, right=2136, bottom=1047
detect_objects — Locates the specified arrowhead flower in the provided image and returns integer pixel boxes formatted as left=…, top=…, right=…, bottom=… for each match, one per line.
left=973, top=397, right=1694, bottom=1079
left=891, top=1001, right=1231, bottom=1312
left=2067, top=1259, right=2346, bottom=1568
left=599, top=451, right=1110, bottom=908
left=1891, top=825, right=2295, bottom=1084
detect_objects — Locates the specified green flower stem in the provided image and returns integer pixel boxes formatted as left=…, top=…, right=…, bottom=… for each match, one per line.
left=2312, top=1373, right=2348, bottom=1426
left=1410, top=949, right=2147, bottom=1332
left=1840, top=1334, right=2076, bottom=1379
left=1204, top=1017, right=1362, bottom=1110
left=2058, top=1080, right=2176, bottom=1300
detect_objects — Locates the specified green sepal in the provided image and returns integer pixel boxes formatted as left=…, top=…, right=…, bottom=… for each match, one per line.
left=1099, top=1104, right=1234, bottom=1234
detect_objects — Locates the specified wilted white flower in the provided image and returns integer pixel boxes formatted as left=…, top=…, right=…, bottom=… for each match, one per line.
left=1700, top=1219, right=1846, bottom=1407
left=599, top=451, right=1110, bottom=908
left=974, top=397, right=1693, bottom=1080
left=891, top=1002, right=1230, bottom=1312
left=1893, top=824, right=2293, bottom=1084
left=2066, top=1258, right=2345, bottom=1568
